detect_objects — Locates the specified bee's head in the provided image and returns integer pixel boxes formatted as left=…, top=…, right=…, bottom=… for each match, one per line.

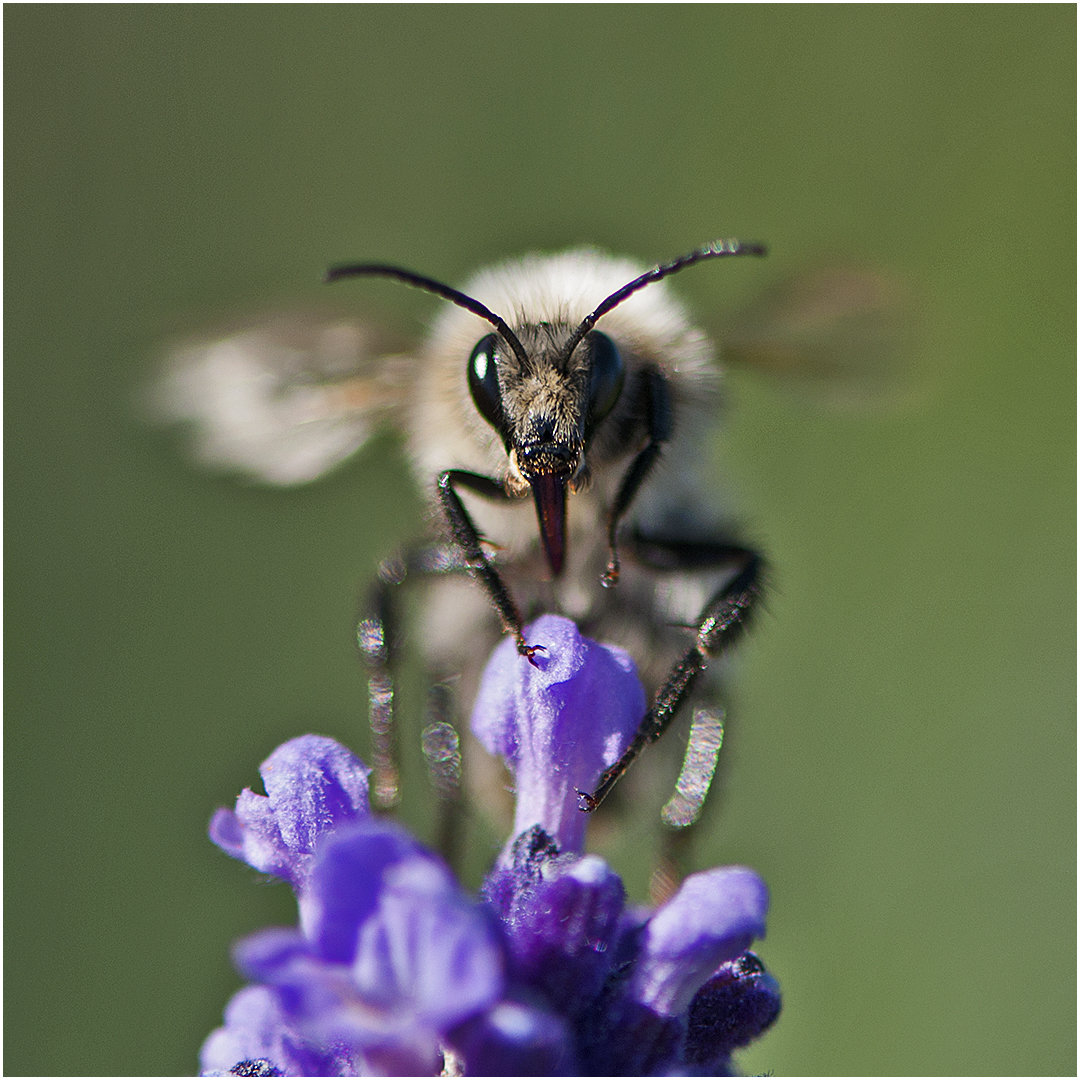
left=465, top=323, right=625, bottom=574
left=325, top=240, right=765, bottom=577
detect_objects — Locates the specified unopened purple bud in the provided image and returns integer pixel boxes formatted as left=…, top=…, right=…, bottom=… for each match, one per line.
left=685, top=952, right=782, bottom=1068
left=483, top=835, right=626, bottom=1018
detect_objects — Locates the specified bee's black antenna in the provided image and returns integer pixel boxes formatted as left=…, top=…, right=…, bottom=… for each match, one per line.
left=325, top=263, right=532, bottom=371
left=561, top=239, right=767, bottom=363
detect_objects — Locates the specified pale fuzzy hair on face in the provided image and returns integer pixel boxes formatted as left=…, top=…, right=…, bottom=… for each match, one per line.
left=458, top=249, right=715, bottom=378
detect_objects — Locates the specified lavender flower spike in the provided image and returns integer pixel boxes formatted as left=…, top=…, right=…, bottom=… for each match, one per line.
left=472, top=614, right=645, bottom=854
left=202, top=619, right=781, bottom=1075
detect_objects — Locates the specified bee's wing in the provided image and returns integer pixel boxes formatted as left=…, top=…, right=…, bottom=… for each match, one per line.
left=144, top=314, right=416, bottom=485
left=718, top=264, right=922, bottom=410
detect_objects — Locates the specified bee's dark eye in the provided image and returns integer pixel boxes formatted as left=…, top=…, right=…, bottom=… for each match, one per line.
left=467, top=334, right=507, bottom=434
left=585, top=331, right=625, bottom=431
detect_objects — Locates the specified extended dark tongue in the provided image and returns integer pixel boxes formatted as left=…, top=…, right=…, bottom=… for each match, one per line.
left=529, top=472, right=568, bottom=577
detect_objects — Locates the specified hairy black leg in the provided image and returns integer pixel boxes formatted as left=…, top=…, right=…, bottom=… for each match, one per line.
left=437, top=469, right=543, bottom=662
left=579, top=544, right=764, bottom=812
left=602, top=366, right=673, bottom=587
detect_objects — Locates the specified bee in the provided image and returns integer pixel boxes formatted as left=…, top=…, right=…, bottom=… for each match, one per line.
left=150, top=241, right=905, bottom=860
left=322, top=240, right=766, bottom=819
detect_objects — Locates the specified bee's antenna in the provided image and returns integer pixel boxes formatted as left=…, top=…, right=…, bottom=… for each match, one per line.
left=325, top=262, right=532, bottom=371
left=561, top=239, right=767, bottom=362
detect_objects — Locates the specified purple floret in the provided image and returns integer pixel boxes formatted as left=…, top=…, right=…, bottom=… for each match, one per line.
left=199, top=985, right=357, bottom=1077
left=481, top=826, right=627, bottom=1020
left=471, top=614, right=645, bottom=855
left=232, top=820, right=506, bottom=1075
left=630, top=865, right=770, bottom=1016
left=209, top=735, right=370, bottom=892
left=449, top=1000, right=575, bottom=1076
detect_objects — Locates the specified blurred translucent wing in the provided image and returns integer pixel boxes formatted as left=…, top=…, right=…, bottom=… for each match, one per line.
left=144, top=315, right=415, bottom=485
left=719, top=264, right=922, bottom=409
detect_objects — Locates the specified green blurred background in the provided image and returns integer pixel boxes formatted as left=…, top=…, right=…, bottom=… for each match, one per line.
left=6, top=6, right=1074, bottom=1076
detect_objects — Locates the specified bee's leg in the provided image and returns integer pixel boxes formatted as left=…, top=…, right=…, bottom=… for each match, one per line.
left=579, top=542, right=764, bottom=812
left=602, top=366, right=673, bottom=587
left=356, top=562, right=400, bottom=810
left=648, top=704, right=727, bottom=904
left=661, top=704, right=726, bottom=830
left=438, top=469, right=544, bottom=663
left=421, top=680, right=463, bottom=868
left=357, top=543, right=474, bottom=868
left=356, top=544, right=465, bottom=810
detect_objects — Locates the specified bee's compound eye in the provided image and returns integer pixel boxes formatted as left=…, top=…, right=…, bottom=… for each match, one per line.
left=467, top=334, right=506, bottom=433
left=585, top=331, right=625, bottom=430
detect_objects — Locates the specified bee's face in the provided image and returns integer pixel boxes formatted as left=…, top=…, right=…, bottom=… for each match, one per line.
left=466, top=325, right=626, bottom=574
left=398, top=248, right=730, bottom=580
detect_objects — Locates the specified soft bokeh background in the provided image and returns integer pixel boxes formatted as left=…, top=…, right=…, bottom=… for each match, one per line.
left=6, top=7, right=1074, bottom=1076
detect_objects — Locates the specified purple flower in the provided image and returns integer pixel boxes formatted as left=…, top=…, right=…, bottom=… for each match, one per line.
left=230, top=821, right=508, bottom=1075
left=200, top=985, right=354, bottom=1077
left=209, top=735, right=371, bottom=897
left=201, top=616, right=780, bottom=1075
left=472, top=614, right=645, bottom=856
left=630, top=866, right=769, bottom=1017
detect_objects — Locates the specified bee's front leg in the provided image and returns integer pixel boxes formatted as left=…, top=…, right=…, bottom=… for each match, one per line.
left=579, top=540, right=764, bottom=813
left=437, top=469, right=544, bottom=663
